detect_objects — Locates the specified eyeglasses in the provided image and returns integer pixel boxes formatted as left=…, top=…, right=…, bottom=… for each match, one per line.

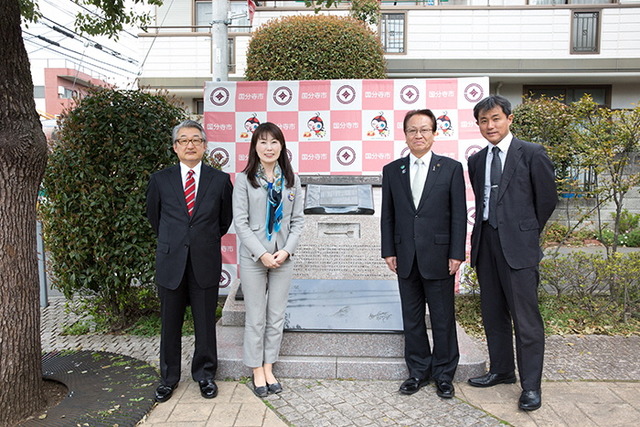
left=175, top=137, right=205, bottom=147
left=406, top=128, right=433, bottom=137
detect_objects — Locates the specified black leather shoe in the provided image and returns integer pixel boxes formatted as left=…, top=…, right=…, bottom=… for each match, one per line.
left=519, top=389, right=542, bottom=411
left=468, top=372, right=517, bottom=388
left=267, top=381, right=283, bottom=394
left=399, top=377, right=429, bottom=395
left=155, top=383, right=177, bottom=403
left=198, top=379, right=218, bottom=399
left=252, top=376, right=269, bottom=398
left=435, top=380, right=455, bottom=399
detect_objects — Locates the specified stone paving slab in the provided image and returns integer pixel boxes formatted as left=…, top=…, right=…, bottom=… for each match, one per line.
left=41, top=297, right=640, bottom=427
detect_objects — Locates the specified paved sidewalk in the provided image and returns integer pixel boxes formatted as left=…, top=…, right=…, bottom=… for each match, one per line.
left=41, top=297, right=640, bottom=426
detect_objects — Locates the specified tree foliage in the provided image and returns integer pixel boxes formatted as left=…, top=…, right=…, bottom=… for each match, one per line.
left=4, top=1, right=165, bottom=423
left=20, top=0, right=162, bottom=37
left=514, top=95, right=640, bottom=255
left=512, top=95, right=580, bottom=192
left=349, top=0, right=381, bottom=26
left=571, top=96, right=640, bottom=255
left=245, top=14, right=386, bottom=81
left=41, top=88, right=187, bottom=331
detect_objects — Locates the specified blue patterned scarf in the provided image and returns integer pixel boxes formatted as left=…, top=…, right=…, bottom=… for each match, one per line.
left=257, top=164, right=283, bottom=241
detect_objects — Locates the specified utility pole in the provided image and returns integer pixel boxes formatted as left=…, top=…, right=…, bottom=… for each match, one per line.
left=211, top=0, right=230, bottom=82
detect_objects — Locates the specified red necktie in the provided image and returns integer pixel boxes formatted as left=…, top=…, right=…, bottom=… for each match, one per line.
left=185, top=170, right=195, bottom=216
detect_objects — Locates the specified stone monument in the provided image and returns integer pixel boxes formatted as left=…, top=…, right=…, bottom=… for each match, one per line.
left=218, top=176, right=485, bottom=381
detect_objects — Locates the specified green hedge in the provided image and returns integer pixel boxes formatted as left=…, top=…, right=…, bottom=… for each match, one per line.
left=245, top=14, right=386, bottom=81
left=41, top=88, right=187, bottom=331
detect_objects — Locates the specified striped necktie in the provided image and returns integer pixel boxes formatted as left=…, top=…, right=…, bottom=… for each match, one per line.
left=184, top=169, right=195, bottom=216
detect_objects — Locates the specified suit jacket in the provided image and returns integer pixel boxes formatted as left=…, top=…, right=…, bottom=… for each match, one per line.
left=381, top=153, right=467, bottom=280
left=146, top=163, right=233, bottom=290
left=468, top=137, right=557, bottom=269
left=232, top=172, right=305, bottom=262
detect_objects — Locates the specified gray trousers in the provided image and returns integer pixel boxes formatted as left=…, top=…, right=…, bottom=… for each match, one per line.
left=241, top=254, right=294, bottom=368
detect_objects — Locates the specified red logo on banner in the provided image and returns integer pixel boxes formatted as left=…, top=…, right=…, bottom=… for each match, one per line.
left=465, top=144, right=483, bottom=161
left=336, top=85, right=357, bottom=105
left=209, top=147, right=230, bottom=167
left=273, top=86, right=294, bottom=106
left=400, top=85, right=420, bottom=104
left=209, top=87, right=230, bottom=106
left=464, top=83, right=484, bottom=103
left=336, top=146, right=357, bottom=166
left=220, top=269, right=232, bottom=288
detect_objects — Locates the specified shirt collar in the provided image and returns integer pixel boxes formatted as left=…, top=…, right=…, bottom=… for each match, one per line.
left=489, top=132, right=513, bottom=154
left=179, top=161, right=202, bottom=177
left=409, top=150, right=432, bottom=167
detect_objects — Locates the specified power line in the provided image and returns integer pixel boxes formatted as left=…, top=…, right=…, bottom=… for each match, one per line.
left=23, top=31, right=138, bottom=79
left=39, top=17, right=139, bottom=65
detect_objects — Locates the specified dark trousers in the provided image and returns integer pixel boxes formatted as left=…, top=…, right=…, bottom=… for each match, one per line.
left=477, top=222, right=544, bottom=391
left=398, top=257, right=459, bottom=382
left=158, top=257, right=219, bottom=386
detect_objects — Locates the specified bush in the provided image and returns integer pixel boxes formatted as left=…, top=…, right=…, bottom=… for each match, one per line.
left=540, top=251, right=640, bottom=322
left=41, top=88, right=188, bottom=331
left=245, top=14, right=386, bottom=81
left=457, top=252, right=640, bottom=336
left=617, top=209, right=640, bottom=234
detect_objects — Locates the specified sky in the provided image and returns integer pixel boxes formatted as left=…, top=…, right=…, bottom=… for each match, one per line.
left=22, top=0, right=152, bottom=89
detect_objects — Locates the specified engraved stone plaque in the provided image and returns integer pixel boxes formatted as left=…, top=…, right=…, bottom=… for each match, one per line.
left=284, top=279, right=402, bottom=332
left=303, top=184, right=374, bottom=215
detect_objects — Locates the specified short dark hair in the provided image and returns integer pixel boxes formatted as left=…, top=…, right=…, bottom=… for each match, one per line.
left=403, top=109, right=437, bottom=133
left=473, top=95, right=512, bottom=121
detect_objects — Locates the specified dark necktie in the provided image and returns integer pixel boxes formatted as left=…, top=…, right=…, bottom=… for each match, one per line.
left=488, top=146, right=502, bottom=228
left=185, top=170, right=195, bottom=216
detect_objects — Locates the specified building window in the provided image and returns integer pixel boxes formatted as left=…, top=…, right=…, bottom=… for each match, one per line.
left=58, top=86, right=77, bottom=99
left=380, top=13, right=405, bottom=54
left=195, top=1, right=251, bottom=33
left=195, top=1, right=210, bottom=32
left=523, top=85, right=611, bottom=107
left=195, top=99, right=204, bottom=115
left=572, top=11, right=600, bottom=54
left=34, top=86, right=45, bottom=98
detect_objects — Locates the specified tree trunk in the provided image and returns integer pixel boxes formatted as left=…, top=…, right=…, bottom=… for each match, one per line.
left=0, top=1, right=49, bottom=424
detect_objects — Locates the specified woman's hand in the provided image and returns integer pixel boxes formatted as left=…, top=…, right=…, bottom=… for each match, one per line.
left=273, top=250, right=290, bottom=266
left=259, top=252, right=279, bottom=268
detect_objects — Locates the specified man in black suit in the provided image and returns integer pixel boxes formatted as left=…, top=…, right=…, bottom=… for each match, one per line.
left=381, top=109, right=467, bottom=398
left=146, top=120, right=233, bottom=402
left=467, top=96, right=557, bottom=411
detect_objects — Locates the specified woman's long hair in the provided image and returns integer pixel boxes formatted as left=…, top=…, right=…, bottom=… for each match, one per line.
left=243, top=122, right=295, bottom=189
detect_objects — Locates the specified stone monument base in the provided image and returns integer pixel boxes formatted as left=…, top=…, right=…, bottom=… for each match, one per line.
left=216, top=280, right=486, bottom=382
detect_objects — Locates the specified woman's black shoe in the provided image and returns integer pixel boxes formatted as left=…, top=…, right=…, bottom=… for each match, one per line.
left=252, top=375, right=269, bottom=398
left=267, top=381, right=283, bottom=394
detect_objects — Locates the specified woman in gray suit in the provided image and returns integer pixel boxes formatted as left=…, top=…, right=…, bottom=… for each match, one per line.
left=233, top=122, right=305, bottom=397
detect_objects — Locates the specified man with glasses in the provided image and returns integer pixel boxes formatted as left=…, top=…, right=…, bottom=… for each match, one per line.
left=381, top=109, right=466, bottom=399
left=146, top=120, right=233, bottom=402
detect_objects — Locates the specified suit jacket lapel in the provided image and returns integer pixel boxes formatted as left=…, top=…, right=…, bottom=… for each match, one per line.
left=168, top=165, right=190, bottom=217
left=474, top=147, right=488, bottom=198
left=192, top=165, right=213, bottom=219
left=417, top=154, right=441, bottom=210
left=498, top=139, right=523, bottom=201
left=399, top=156, right=413, bottom=208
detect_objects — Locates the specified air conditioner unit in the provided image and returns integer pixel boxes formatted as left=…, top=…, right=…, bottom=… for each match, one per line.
left=57, top=86, right=66, bottom=96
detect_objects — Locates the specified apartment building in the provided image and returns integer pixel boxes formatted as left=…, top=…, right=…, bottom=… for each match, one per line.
left=137, top=0, right=640, bottom=113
